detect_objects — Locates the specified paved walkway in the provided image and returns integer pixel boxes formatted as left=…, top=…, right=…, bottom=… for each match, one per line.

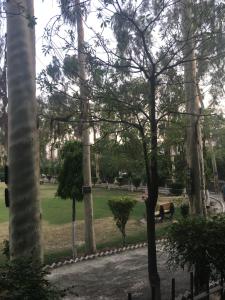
left=208, top=193, right=225, bottom=214
left=49, top=193, right=224, bottom=300
left=49, top=246, right=190, bottom=300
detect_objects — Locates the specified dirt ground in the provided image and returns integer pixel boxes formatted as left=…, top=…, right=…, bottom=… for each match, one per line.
left=0, top=218, right=146, bottom=254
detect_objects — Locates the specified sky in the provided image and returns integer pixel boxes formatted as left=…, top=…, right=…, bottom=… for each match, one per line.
left=33, top=1, right=224, bottom=110
left=35, top=1, right=60, bottom=74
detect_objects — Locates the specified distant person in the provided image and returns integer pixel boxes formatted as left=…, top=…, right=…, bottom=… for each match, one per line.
left=222, top=184, right=225, bottom=201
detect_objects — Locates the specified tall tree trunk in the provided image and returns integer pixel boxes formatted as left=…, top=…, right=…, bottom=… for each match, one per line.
left=0, top=62, right=8, bottom=160
left=93, top=125, right=100, bottom=182
left=76, top=0, right=96, bottom=253
left=182, top=0, right=206, bottom=216
left=140, top=73, right=161, bottom=300
left=170, top=145, right=176, bottom=183
left=7, top=0, right=42, bottom=261
left=209, top=136, right=219, bottom=193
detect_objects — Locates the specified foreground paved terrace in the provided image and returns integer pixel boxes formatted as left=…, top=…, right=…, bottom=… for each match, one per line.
left=49, top=246, right=189, bottom=299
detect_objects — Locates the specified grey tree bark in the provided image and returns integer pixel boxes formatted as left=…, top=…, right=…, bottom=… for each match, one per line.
left=209, top=135, right=219, bottom=193
left=75, top=0, right=96, bottom=253
left=93, top=125, right=100, bottom=182
left=182, top=0, right=207, bottom=216
left=7, top=0, right=42, bottom=261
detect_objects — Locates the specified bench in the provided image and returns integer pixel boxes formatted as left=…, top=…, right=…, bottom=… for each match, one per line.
left=155, top=202, right=175, bottom=222
left=142, top=193, right=175, bottom=222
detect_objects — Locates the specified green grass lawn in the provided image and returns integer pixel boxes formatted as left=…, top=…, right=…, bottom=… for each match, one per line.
left=0, top=183, right=181, bottom=225
left=41, top=186, right=145, bottom=224
left=0, top=184, right=146, bottom=225
left=0, top=183, right=180, bottom=264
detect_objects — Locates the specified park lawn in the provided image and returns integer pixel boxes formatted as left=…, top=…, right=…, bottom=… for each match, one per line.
left=0, top=183, right=180, bottom=264
left=0, top=183, right=180, bottom=225
left=0, top=183, right=145, bottom=224
left=41, top=186, right=145, bottom=225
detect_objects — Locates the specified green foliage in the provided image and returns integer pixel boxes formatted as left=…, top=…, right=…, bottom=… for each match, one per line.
left=57, top=141, right=83, bottom=200
left=41, top=160, right=60, bottom=178
left=172, top=197, right=184, bottom=207
left=108, top=197, right=137, bottom=245
left=169, top=182, right=184, bottom=196
left=132, top=176, right=141, bottom=189
left=63, top=55, right=79, bottom=79
left=95, top=130, right=144, bottom=184
left=99, top=153, right=118, bottom=183
left=46, top=56, right=61, bottom=82
left=0, top=258, right=62, bottom=300
left=180, top=203, right=189, bottom=218
left=26, top=14, right=37, bottom=28
left=166, top=216, right=225, bottom=291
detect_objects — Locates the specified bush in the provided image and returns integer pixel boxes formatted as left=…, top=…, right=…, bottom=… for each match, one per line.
left=172, top=197, right=184, bottom=207
left=108, top=197, right=137, bottom=245
left=169, top=182, right=184, bottom=196
left=132, top=176, right=141, bottom=190
left=0, top=258, right=62, bottom=300
left=180, top=203, right=189, bottom=218
left=166, top=216, right=225, bottom=294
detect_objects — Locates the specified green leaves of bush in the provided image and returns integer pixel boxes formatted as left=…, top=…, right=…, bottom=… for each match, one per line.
left=57, top=141, right=83, bottom=200
left=0, top=258, right=62, bottom=300
left=108, top=197, right=136, bottom=245
left=166, top=215, right=225, bottom=277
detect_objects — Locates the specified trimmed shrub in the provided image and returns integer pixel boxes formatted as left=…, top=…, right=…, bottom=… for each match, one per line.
left=108, top=197, right=137, bottom=245
left=132, top=177, right=141, bottom=190
left=57, top=141, right=83, bottom=201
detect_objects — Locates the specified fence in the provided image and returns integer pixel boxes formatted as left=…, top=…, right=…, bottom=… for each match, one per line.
left=171, top=272, right=225, bottom=300
left=127, top=272, right=225, bottom=300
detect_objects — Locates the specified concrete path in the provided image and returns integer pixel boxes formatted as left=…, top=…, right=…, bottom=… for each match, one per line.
left=208, top=193, right=225, bottom=214
left=49, top=246, right=190, bottom=300
left=49, top=194, right=224, bottom=300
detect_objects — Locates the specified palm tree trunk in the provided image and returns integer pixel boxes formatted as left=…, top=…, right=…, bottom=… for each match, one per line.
left=75, top=0, right=96, bottom=253
left=7, top=0, right=42, bottom=261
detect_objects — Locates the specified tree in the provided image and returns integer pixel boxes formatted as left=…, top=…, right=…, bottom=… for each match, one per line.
left=108, top=197, right=136, bottom=246
left=6, top=0, right=42, bottom=261
left=59, top=0, right=96, bottom=253
left=181, top=0, right=207, bottom=216
left=132, top=176, right=141, bottom=190
left=57, top=140, right=83, bottom=257
left=38, top=0, right=225, bottom=297
left=57, top=141, right=83, bottom=200
left=166, top=216, right=225, bottom=294
left=87, top=1, right=225, bottom=297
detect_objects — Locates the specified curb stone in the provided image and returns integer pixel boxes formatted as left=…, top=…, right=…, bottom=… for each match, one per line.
left=44, top=240, right=167, bottom=271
